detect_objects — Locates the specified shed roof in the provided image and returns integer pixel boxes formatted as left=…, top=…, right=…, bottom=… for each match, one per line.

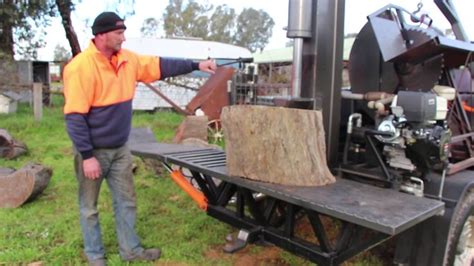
left=122, top=38, right=252, bottom=60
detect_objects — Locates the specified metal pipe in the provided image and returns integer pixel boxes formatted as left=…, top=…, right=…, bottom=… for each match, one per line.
left=434, top=0, right=469, bottom=41
left=347, top=113, right=362, bottom=134
left=438, top=168, right=447, bottom=199
left=343, top=113, right=362, bottom=164
left=287, top=0, right=312, bottom=98
left=292, top=38, right=304, bottom=97
left=341, top=90, right=364, bottom=100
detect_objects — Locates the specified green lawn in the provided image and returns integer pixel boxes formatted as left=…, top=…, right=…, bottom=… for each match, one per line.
left=0, top=96, right=385, bottom=265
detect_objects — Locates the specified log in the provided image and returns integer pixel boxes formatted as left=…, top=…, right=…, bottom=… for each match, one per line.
left=0, top=129, right=28, bottom=159
left=0, top=167, right=15, bottom=176
left=173, top=115, right=209, bottom=144
left=0, top=163, right=53, bottom=208
left=221, top=105, right=335, bottom=187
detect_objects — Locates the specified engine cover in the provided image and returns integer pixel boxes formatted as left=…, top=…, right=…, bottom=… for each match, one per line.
left=396, top=91, right=436, bottom=122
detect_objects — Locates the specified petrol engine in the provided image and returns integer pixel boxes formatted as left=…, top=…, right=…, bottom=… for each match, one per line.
left=340, top=4, right=473, bottom=194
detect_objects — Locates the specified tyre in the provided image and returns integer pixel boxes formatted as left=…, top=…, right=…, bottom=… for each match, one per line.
left=445, top=190, right=474, bottom=266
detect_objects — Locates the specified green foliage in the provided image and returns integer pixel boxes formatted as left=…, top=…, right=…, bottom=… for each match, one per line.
left=0, top=0, right=56, bottom=59
left=234, top=8, right=275, bottom=52
left=53, top=44, right=71, bottom=62
left=208, top=4, right=236, bottom=44
left=140, top=17, right=160, bottom=38
left=163, top=0, right=212, bottom=39
left=157, top=0, right=274, bottom=52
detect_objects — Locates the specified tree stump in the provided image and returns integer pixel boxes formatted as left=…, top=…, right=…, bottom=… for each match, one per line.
left=221, top=105, right=335, bottom=187
left=0, top=129, right=28, bottom=159
left=0, top=163, right=53, bottom=208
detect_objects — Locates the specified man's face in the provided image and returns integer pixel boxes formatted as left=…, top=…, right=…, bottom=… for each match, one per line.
left=104, top=29, right=126, bottom=53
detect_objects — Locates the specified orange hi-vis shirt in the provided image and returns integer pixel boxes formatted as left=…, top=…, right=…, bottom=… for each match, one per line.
left=63, top=41, right=161, bottom=159
left=63, top=41, right=198, bottom=159
left=64, top=41, right=161, bottom=114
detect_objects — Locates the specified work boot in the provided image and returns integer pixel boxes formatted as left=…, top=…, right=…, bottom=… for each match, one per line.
left=88, top=258, right=106, bottom=266
left=125, top=248, right=161, bottom=262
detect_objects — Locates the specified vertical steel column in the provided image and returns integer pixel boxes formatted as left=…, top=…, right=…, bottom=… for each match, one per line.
left=301, top=0, right=345, bottom=167
left=292, top=38, right=304, bottom=97
left=287, top=0, right=313, bottom=97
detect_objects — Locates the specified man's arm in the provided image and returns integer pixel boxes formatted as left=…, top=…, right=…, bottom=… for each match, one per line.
left=159, top=58, right=216, bottom=80
left=63, top=61, right=102, bottom=179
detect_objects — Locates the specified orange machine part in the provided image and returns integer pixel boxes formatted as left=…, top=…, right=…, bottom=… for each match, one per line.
left=169, top=170, right=208, bottom=211
left=463, top=101, right=474, bottom=112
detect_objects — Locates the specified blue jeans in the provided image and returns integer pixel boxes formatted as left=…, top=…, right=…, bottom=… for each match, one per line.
left=74, top=145, right=144, bottom=260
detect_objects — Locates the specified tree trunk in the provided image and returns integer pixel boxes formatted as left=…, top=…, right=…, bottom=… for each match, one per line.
left=0, top=0, right=15, bottom=60
left=0, top=163, right=53, bottom=208
left=221, top=105, right=336, bottom=187
left=56, top=0, right=81, bottom=56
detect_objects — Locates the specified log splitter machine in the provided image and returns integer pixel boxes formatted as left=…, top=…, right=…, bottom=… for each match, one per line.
left=130, top=0, right=474, bottom=264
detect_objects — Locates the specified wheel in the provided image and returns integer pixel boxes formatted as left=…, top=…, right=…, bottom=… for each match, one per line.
left=207, top=119, right=224, bottom=144
left=445, top=190, right=474, bottom=266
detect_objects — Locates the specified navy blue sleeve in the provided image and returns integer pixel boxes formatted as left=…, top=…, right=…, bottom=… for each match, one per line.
left=159, top=57, right=199, bottom=80
left=65, top=113, right=94, bottom=159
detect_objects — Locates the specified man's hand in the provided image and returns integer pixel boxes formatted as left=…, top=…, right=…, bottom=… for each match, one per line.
left=83, top=157, right=102, bottom=179
left=199, top=59, right=217, bottom=74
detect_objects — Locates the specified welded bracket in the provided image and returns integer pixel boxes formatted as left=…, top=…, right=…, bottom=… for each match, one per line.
left=223, top=228, right=263, bottom=253
left=223, top=229, right=250, bottom=253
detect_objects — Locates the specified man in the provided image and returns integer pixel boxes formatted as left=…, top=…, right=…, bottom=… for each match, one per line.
left=63, top=12, right=216, bottom=266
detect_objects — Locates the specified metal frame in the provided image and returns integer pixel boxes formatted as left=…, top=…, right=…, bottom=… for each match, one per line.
left=130, top=140, right=444, bottom=265
left=180, top=165, right=391, bottom=265
left=301, top=0, right=345, bottom=167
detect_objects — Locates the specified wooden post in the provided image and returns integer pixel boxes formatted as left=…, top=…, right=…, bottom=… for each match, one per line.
left=33, top=83, right=43, bottom=121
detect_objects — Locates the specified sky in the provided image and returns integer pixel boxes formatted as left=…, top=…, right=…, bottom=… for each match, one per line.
left=37, top=0, right=473, bottom=61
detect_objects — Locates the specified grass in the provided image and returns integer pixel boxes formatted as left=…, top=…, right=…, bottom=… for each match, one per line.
left=0, top=95, right=386, bottom=265
left=0, top=96, right=232, bottom=265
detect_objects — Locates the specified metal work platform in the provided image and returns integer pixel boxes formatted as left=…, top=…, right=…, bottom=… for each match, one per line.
left=131, top=142, right=444, bottom=236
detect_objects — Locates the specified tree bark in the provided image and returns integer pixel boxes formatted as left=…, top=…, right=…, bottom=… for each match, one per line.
left=56, top=0, right=81, bottom=57
left=221, top=105, right=336, bottom=186
left=0, top=0, right=15, bottom=60
left=0, top=129, right=28, bottom=159
left=173, top=115, right=209, bottom=143
left=0, top=163, right=53, bottom=208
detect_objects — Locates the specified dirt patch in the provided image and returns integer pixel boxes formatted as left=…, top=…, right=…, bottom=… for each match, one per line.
left=203, top=213, right=395, bottom=265
left=206, top=243, right=289, bottom=266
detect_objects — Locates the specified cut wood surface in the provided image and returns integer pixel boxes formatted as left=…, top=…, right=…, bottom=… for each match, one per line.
left=0, top=167, right=15, bottom=176
left=221, top=105, right=335, bottom=187
left=0, top=163, right=52, bottom=208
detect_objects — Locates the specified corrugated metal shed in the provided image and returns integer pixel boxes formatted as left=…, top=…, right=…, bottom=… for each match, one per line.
left=122, top=38, right=252, bottom=60
left=253, top=47, right=292, bottom=63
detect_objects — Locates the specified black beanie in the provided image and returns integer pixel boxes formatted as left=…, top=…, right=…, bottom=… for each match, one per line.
left=92, top=12, right=127, bottom=35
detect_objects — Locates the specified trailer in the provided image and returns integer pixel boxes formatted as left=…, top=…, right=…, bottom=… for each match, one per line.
left=130, top=0, right=474, bottom=265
